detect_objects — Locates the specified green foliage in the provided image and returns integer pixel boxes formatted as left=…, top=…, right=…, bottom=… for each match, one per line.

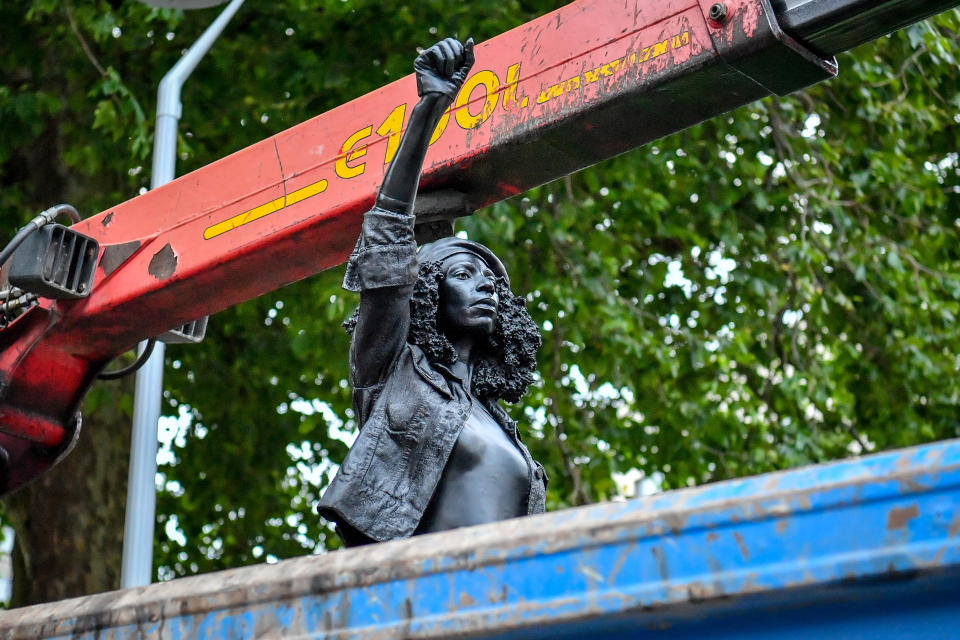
left=1, top=0, right=958, bottom=585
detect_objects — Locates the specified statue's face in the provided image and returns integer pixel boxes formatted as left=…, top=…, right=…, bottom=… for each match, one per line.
left=438, top=253, right=499, bottom=338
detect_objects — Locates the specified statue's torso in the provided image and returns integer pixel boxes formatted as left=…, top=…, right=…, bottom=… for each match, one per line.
left=416, top=399, right=530, bottom=534
left=320, top=344, right=546, bottom=543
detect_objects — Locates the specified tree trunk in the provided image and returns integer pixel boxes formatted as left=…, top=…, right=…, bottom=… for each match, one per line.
left=3, top=379, right=135, bottom=607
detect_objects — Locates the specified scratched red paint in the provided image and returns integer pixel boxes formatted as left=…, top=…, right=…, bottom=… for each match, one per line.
left=698, top=0, right=763, bottom=43
left=0, top=0, right=802, bottom=492
left=739, top=0, right=763, bottom=38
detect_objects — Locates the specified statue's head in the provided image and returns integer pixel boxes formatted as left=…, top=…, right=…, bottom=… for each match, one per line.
left=345, top=236, right=540, bottom=403
left=410, top=237, right=540, bottom=403
left=417, top=237, right=508, bottom=340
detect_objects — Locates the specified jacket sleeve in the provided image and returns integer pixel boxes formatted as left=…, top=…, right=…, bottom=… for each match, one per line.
left=340, top=90, right=451, bottom=398
left=342, top=202, right=417, bottom=294
left=338, top=42, right=465, bottom=404
left=342, top=200, right=417, bottom=398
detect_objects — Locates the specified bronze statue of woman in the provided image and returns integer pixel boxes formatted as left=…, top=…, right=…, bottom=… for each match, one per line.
left=318, top=38, right=546, bottom=547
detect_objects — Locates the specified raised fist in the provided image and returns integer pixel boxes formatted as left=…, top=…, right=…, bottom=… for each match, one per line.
left=414, top=37, right=475, bottom=99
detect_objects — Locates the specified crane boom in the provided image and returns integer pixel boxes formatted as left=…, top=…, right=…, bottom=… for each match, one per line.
left=0, top=0, right=956, bottom=493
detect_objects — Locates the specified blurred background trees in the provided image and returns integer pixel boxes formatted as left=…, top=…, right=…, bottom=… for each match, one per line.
left=1, top=0, right=958, bottom=607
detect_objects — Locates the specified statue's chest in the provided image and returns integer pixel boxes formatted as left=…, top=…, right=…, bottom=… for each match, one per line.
left=448, top=403, right=528, bottom=482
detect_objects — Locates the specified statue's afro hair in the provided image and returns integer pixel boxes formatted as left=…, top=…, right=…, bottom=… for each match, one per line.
left=344, top=260, right=541, bottom=403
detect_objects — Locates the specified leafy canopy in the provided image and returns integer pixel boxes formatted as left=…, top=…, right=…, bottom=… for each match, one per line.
left=1, top=1, right=958, bottom=580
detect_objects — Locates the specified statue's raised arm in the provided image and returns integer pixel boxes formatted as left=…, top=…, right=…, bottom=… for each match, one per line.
left=321, top=38, right=546, bottom=548
left=342, top=38, right=474, bottom=390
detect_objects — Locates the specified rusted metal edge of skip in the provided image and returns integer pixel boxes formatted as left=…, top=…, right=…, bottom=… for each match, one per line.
left=2, top=438, right=959, bottom=639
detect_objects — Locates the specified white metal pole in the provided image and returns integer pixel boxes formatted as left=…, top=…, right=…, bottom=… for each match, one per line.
left=121, top=0, right=245, bottom=589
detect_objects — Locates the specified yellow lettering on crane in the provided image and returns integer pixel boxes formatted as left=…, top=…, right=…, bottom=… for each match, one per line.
left=376, top=104, right=406, bottom=165
left=205, top=32, right=694, bottom=241
left=601, top=59, right=621, bottom=76
left=455, top=70, right=501, bottom=129
left=335, top=126, right=373, bottom=179
left=537, top=74, right=582, bottom=103
left=537, top=83, right=564, bottom=104
left=502, top=62, right=529, bottom=110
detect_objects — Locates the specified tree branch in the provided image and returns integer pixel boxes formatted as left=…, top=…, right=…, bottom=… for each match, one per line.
left=64, top=0, right=108, bottom=78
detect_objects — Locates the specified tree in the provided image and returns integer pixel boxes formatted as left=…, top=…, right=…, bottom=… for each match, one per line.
left=1, top=0, right=958, bottom=605
left=1, top=0, right=570, bottom=604
left=156, top=7, right=960, bottom=578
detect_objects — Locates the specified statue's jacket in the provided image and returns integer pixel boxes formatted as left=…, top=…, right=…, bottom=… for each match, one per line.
left=318, top=206, right=547, bottom=542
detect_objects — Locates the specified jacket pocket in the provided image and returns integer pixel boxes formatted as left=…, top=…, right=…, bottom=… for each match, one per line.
left=376, top=403, right=436, bottom=499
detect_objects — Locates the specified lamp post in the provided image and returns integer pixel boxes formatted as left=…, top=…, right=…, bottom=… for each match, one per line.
left=121, top=0, right=244, bottom=589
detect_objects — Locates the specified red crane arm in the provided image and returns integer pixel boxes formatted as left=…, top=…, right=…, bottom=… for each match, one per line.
left=0, top=0, right=834, bottom=492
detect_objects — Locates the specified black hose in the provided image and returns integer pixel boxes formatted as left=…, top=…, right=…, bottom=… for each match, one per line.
left=0, top=204, right=82, bottom=266
left=60, top=204, right=81, bottom=225
left=98, top=339, right=158, bottom=380
left=0, top=225, right=40, bottom=267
